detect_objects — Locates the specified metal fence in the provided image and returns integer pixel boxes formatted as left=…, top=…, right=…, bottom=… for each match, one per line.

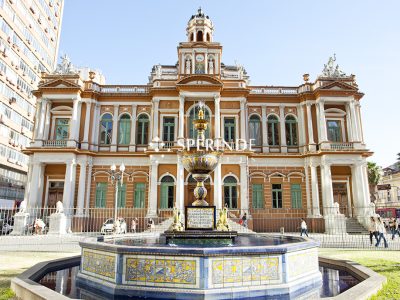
left=0, top=205, right=399, bottom=250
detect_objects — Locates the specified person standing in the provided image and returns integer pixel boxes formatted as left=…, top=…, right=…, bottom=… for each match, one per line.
left=375, top=217, right=388, bottom=248
left=241, top=212, right=248, bottom=228
left=300, top=218, right=309, bottom=237
left=392, top=217, right=400, bottom=240
left=368, top=216, right=378, bottom=245
left=131, top=218, right=138, bottom=234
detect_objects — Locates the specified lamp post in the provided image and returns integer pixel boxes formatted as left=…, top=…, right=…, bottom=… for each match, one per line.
left=109, top=163, right=125, bottom=225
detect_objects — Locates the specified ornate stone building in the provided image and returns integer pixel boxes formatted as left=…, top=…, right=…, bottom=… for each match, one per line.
left=24, top=9, right=372, bottom=231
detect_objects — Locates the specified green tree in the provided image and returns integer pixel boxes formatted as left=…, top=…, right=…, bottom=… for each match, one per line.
left=367, top=161, right=381, bottom=185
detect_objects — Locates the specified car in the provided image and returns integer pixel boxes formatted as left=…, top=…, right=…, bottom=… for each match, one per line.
left=100, top=218, right=127, bottom=235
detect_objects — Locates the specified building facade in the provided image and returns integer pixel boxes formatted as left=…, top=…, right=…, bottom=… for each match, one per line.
left=0, top=0, right=64, bottom=205
left=376, top=165, right=400, bottom=207
left=24, top=9, right=372, bottom=230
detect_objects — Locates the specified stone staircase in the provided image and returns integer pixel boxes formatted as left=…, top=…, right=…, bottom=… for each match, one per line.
left=346, top=218, right=368, bottom=234
left=227, top=219, right=254, bottom=233
left=145, top=217, right=174, bottom=233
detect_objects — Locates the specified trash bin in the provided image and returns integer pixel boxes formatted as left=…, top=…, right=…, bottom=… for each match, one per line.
left=280, top=227, right=284, bottom=235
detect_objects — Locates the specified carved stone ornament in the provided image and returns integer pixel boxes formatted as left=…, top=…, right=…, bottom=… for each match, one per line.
left=321, top=54, right=348, bottom=78
left=53, top=54, right=78, bottom=74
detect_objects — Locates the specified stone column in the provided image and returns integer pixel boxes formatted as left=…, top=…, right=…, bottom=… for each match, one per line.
left=261, top=105, right=268, bottom=153
left=111, top=104, right=119, bottom=151
left=351, top=162, right=369, bottom=225
left=240, top=99, right=246, bottom=140
left=306, top=102, right=315, bottom=151
left=63, top=159, right=77, bottom=213
left=68, top=99, right=81, bottom=147
left=178, top=95, right=185, bottom=139
left=147, top=158, right=158, bottom=217
left=23, top=161, right=33, bottom=203
left=90, top=103, right=100, bottom=151
left=214, top=95, right=221, bottom=140
left=81, top=102, right=92, bottom=150
left=33, top=100, right=42, bottom=140
left=317, top=100, right=328, bottom=143
left=355, top=102, right=364, bottom=143
left=76, top=160, right=87, bottom=215
left=37, top=98, right=48, bottom=140
left=240, top=161, right=249, bottom=213
left=345, top=102, right=353, bottom=142
left=304, top=165, right=312, bottom=217
left=129, top=104, right=137, bottom=151
left=320, top=162, right=334, bottom=216
left=152, top=99, right=160, bottom=140
left=310, top=164, right=321, bottom=216
left=43, top=100, right=52, bottom=140
left=27, top=162, right=44, bottom=208
left=349, top=100, right=360, bottom=142
left=85, top=161, right=93, bottom=212
left=279, top=104, right=287, bottom=152
left=176, top=156, right=185, bottom=212
left=297, top=104, right=306, bottom=152
left=213, top=163, right=222, bottom=209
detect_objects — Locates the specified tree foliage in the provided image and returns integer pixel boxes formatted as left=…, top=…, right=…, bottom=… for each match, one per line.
left=367, top=161, right=381, bottom=185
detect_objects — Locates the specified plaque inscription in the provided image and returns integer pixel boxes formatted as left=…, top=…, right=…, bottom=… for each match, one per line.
left=185, top=206, right=216, bottom=230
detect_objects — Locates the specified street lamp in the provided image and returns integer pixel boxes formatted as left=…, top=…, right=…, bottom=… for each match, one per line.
left=109, top=163, right=125, bottom=227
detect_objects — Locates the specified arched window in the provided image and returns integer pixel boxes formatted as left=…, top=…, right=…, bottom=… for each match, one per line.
left=160, top=176, right=175, bottom=209
left=188, top=106, right=210, bottom=139
left=118, top=114, right=131, bottom=145
left=137, top=114, right=149, bottom=145
left=249, top=115, right=262, bottom=146
left=327, top=120, right=342, bottom=142
left=285, top=115, right=298, bottom=146
left=197, top=30, right=203, bottom=42
left=224, top=176, right=238, bottom=209
left=55, top=118, right=69, bottom=140
left=100, top=113, right=113, bottom=145
left=206, top=32, right=210, bottom=42
left=190, top=32, right=194, bottom=42
left=267, top=115, right=279, bottom=146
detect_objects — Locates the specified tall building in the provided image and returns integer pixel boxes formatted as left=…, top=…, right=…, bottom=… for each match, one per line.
left=25, top=9, right=372, bottom=232
left=0, top=0, right=64, bottom=206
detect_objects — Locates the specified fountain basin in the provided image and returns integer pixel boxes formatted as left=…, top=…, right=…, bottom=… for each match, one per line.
left=76, top=234, right=321, bottom=299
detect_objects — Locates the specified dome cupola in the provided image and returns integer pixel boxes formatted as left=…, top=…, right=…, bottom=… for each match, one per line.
left=186, top=7, right=214, bottom=43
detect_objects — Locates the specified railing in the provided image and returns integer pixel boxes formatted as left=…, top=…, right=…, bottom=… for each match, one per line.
left=100, top=85, right=149, bottom=94
left=250, top=87, right=298, bottom=95
left=162, top=141, right=175, bottom=150
left=42, top=140, right=67, bottom=147
left=329, top=142, right=354, bottom=150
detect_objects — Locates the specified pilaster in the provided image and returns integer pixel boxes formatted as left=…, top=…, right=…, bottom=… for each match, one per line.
left=110, top=104, right=119, bottom=151
left=261, top=105, right=268, bottom=153
left=129, top=104, right=137, bottom=151
left=279, top=104, right=287, bottom=152
left=81, top=101, right=92, bottom=150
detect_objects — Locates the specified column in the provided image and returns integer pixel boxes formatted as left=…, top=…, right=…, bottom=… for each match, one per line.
left=27, top=162, right=43, bottom=208
left=90, top=104, right=100, bottom=151
left=304, top=165, right=312, bottom=217
left=76, top=160, right=87, bottom=215
left=297, top=104, right=306, bottom=152
left=176, top=156, right=185, bottom=212
left=310, top=165, right=321, bottom=216
left=23, top=161, right=33, bottom=202
left=68, top=99, right=81, bottom=147
left=33, top=100, right=42, bottom=140
left=178, top=95, right=185, bottom=139
left=147, top=158, right=158, bottom=217
left=152, top=99, right=160, bottom=140
left=111, top=104, right=119, bottom=151
left=81, top=102, right=92, bottom=150
left=317, top=100, right=328, bottom=142
left=213, top=163, right=222, bottom=209
left=240, top=161, right=249, bottom=213
left=240, top=99, right=246, bottom=140
left=320, top=162, right=334, bottom=215
left=261, top=105, right=268, bottom=153
left=279, top=104, right=287, bottom=152
left=85, top=161, right=93, bottom=212
left=37, top=98, right=48, bottom=140
left=352, top=162, right=370, bottom=217
left=129, top=104, right=137, bottom=151
left=355, top=102, right=364, bottom=143
left=345, top=102, right=353, bottom=142
left=43, top=100, right=52, bottom=140
left=306, top=102, right=315, bottom=147
left=63, top=159, right=77, bottom=213
left=214, top=95, right=221, bottom=139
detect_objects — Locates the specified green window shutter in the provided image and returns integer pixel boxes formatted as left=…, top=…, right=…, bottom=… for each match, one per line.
left=160, top=184, right=168, bottom=209
left=252, top=184, right=264, bottom=209
left=134, top=183, right=145, bottom=208
left=117, top=183, right=126, bottom=208
left=119, top=117, right=131, bottom=145
left=95, top=183, right=107, bottom=208
left=291, top=184, right=302, bottom=208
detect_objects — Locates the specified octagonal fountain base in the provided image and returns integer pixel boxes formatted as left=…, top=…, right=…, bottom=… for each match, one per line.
left=76, top=234, right=321, bottom=299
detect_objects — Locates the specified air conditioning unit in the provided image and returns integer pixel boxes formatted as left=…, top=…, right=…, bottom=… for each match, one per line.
left=9, top=97, right=16, bottom=104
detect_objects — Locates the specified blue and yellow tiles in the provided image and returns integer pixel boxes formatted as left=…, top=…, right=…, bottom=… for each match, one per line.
left=81, top=249, right=117, bottom=282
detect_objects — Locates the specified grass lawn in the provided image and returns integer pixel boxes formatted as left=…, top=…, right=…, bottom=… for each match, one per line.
left=0, top=252, right=79, bottom=300
left=319, top=249, right=400, bottom=300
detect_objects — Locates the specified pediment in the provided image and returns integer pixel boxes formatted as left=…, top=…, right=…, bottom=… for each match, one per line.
left=39, top=78, right=81, bottom=89
left=176, top=75, right=223, bottom=86
left=319, top=81, right=357, bottom=91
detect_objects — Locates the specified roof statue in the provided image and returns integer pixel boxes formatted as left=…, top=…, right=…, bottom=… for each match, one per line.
left=321, top=54, right=348, bottom=78
left=189, top=6, right=210, bottom=20
left=53, top=54, right=77, bottom=74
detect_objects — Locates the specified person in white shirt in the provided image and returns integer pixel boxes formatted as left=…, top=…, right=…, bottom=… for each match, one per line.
left=375, top=217, right=388, bottom=248
left=368, top=216, right=378, bottom=245
left=300, top=218, right=309, bottom=237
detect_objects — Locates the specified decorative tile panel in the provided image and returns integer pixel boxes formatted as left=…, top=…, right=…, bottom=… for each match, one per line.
left=210, top=256, right=281, bottom=288
left=287, top=248, right=318, bottom=280
left=81, top=249, right=117, bottom=282
left=123, top=255, right=199, bottom=288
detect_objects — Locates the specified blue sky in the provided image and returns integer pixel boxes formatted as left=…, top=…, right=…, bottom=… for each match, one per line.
left=59, top=0, right=400, bottom=167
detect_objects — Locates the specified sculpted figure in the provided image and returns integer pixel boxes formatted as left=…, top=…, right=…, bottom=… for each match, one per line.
left=169, top=207, right=184, bottom=231
left=216, top=207, right=230, bottom=231
left=18, top=200, right=27, bottom=214
left=55, top=200, right=64, bottom=214
left=333, top=202, right=342, bottom=215
left=185, top=57, right=191, bottom=74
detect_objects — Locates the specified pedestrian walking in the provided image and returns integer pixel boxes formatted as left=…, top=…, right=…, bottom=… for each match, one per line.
left=375, top=217, right=388, bottom=248
left=391, top=217, right=400, bottom=240
left=300, top=218, right=309, bottom=237
left=368, top=216, right=378, bottom=245
left=241, top=212, right=248, bottom=228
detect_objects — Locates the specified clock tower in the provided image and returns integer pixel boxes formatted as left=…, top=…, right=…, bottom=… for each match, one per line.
left=177, top=8, right=222, bottom=77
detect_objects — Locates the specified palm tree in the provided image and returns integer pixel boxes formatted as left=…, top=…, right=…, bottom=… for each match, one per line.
left=368, top=161, right=381, bottom=202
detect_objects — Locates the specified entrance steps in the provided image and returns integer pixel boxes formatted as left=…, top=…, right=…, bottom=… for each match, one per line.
left=227, top=219, right=254, bottom=233
left=346, top=218, right=368, bottom=234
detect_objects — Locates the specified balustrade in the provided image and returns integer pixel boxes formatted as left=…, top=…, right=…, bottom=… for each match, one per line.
left=42, top=140, right=67, bottom=147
